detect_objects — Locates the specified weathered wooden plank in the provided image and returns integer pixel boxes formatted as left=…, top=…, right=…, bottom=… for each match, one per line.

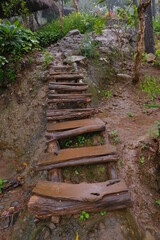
left=46, top=118, right=104, bottom=132
left=48, top=85, right=88, bottom=92
left=47, top=108, right=94, bottom=116
left=48, top=97, right=91, bottom=104
left=47, top=110, right=95, bottom=121
left=38, top=144, right=117, bottom=167
left=37, top=155, right=118, bottom=171
left=49, top=71, right=80, bottom=75
left=28, top=192, right=132, bottom=218
left=48, top=93, right=92, bottom=99
left=49, top=82, right=87, bottom=86
left=32, top=179, right=128, bottom=202
left=46, top=124, right=105, bottom=142
left=53, top=74, right=83, bottom=80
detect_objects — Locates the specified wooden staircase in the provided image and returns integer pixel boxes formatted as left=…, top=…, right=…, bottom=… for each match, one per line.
left=28, top=64, right=131, bottom=219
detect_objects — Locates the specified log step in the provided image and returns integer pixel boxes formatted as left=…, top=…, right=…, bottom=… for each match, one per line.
left=49, top=82, right=87, bottom=86
left=49, top=71, right=80, bottom=76
left=28, top=180, right=131, bottom=217
left=53, top=74, right=83, bottom=80
left=48, top=93, right=92, bottom=104
left=48, top=84, right=88, bottom=92
left=47, top=108, right=95, bottom=121
left=37, top=144, right=117, bottom=171
left=46, top=118, right=104, bottom=132
left=46, top=122, right=105, bottom=142
left=50, top=65, right=71, bottom=72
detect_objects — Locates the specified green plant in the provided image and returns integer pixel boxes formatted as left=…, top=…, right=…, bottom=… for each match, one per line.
left=0, top=178, right=7, bottom=193
left=140, top=76, right=160, bottom=100
left=113, top=137, right=119, bottom=143
left=37, top=12, right=101, bottom=47
left=111, top=129, right=118, bottom=137
left=2, top=0, right=29, bottom=19
left=77, top=135, right=86, bottom=145
left=127, top=112, right=134, bottom=117
left=79, top=211, right=90, bottom=221
left=118, top=157, right=123, bottom=166
left=101, top=90, right=112, bottom=98
left=140, top=156, right=145, bottom=165
left=100, top=211, right=107, bottom=216
left=156, top=199, right=160, bottom=206
left=149, top=127, right=159, bottom=139
left=64, top=139, right=73, bottom=148
left=141, top=144, right=147, bottom=150
left=74, top=170, right=79, bottom=176
left=0, top=56, right=8, bottom=68
left=153, top=17, right=160, bottom=34
left=98, top=166, right=105, bottom=173
left=42, top=51, right=54, bottom=68
left=79, top=34, right=100, bottom=59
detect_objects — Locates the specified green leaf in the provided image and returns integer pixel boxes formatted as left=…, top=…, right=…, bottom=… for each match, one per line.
left=156, top=199, right=160, bottom=206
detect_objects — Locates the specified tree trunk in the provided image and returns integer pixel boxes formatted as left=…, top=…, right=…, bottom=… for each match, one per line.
left=152, top=0, right=156, bottom=18
left=159, top=0, right=160, bottom=15
left=145, top=2, right=155, bottom=53
left=58, top=0, right=63, bottom=32
left=73, top=0, right=78, bottom=12
left=133, top=0, right=151, bottom=84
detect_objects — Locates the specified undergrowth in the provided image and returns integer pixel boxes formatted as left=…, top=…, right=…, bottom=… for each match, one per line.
left=140, top=76, right=160, bottom=100
left=37, top=12, right=105, bottom=47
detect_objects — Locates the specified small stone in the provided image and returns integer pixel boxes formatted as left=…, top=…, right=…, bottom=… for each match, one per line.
left=66, top=29, right=80, bottom=37
left=51, top=216, right=60, bottom=224
left=146, top=53, right=156, bottom=63
left=49, top=223, right=56, bottom=230
left=98, top=222, right=105, bottom=230
left=117, top=73, right=132, bottom=80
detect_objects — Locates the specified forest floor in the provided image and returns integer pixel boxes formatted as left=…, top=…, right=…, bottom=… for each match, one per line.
left=0, top=36, right=160, bottom=240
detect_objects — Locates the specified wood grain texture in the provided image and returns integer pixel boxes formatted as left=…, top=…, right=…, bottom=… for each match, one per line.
left=38, top=144, right=116, bottom=166
left=32, top=179, right=128, bottom=202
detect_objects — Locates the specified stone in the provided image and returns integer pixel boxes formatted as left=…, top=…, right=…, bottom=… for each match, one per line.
left=51, top=216, right=60, bottom=224
left=49, top=223, right=56, bottom=230
left=66, top=55, right=86, bottom=63
left=66, top=29, right=80, bottom=37
left=117, top=73, right=132, bottom=80
left=146, top=53, right=156, bottom=63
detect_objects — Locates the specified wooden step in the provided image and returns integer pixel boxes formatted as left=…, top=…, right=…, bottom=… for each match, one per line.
left=46, top=123, right=105, bottom=142
left=46, top=118, right=104, bottom=132
left=49, top=82, right=87, bottom=86
left=48, top=84, right=88, bottom=92
left=48, top=93, right=91, bottom=104
left=47, top=108, right=95, bottom=121
left=53, top=74, right=83, bottom=80
left=49, top=71, right=80, bottom=75
left=37, top=144, right=117, bottom=171
left=50, top=65, right=71, bottom=72
left=28, top=180, right=131, bottom=217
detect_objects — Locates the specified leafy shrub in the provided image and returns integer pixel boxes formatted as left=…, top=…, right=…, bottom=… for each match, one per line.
left=0, top=20, right=39, bottom=55
left=153, top=18, right=160, bottom=34
left=79, top=34, right=100, bottom=59
left=37, top=12, right=104, bottom=47
left=0, top=20, right=38, bottom=85
left=140, top=76, right=160, bottom=100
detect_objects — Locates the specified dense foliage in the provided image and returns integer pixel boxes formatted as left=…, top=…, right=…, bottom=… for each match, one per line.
left=37, top=12, right=105, bottom=47
left=0, top=20, right=38, bottom=85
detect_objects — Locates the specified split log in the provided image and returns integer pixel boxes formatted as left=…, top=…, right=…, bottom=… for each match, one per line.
left=28, top=192, right=132, bottom=218
left=49, top=82, right=87, bottom=86
left=50, top=65, right=71, bottom=71
left=48, top=98, right=91, bottom=104
left=37, top=155, right=118, bottom=171
left=28, top=179, right=131, bottom=217
left=46, top=118, right=104, bottom=132
left=46, top=124, right=105, bottom=142
left=48, top=85, right=88, bottom=92
left=38, top=144, right=117, bottom=166
left=53, top=74, right=83, bottom=80
left=49, top=71, right=79, bottom=75
left=48, top=93, right=92, bottom=99
left=47, top=108, right=94, bottom=116
left=47, top=112, right=94, bottom=121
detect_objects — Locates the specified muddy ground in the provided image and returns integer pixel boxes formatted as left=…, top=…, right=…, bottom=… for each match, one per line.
left=0, top=45, right=160, bottom=240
